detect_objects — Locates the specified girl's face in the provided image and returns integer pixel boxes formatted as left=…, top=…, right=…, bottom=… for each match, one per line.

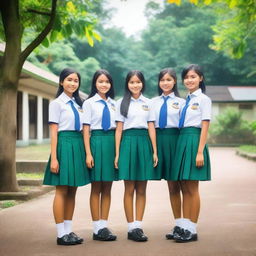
left=159, top=73, right=175, bottom=95
left=183, top=70, right=202, bottom=93
left=61, top=73, right=79, bottom=97
left=96, top=74, right=111, bottom=98
left=128, top=75, right=143, bottom=98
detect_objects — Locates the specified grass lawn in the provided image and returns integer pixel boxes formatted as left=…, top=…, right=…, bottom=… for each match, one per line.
left=16, top=144, right=50, bottom=160
left=238, top=145, right=256, bottom=154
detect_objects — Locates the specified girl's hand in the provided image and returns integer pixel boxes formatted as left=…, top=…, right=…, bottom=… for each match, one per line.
left=196, top=152, right=204, bottom=167
left=153, top=153, right=158, bottom=167
left=114, top=155, right=119, bottom=169
left=86, top=154, right=94, bottom=168
left=50, top=159, right=59, bottom=173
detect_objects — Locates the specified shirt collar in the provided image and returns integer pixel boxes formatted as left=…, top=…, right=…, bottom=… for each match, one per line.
left=59, top=92, right=74, bottom=104
left=131, top=94, right=147, bottom=102
left=188, top=88, right=202, bottom=98
left=161, top=92, right=175, bottom=99
left=94, top=93, right=111, bottom=103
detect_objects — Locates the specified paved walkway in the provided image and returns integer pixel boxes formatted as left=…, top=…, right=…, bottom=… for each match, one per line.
left=0, top=148, right=255, bottom=256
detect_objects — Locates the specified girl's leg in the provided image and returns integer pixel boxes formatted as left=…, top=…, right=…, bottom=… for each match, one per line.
left=90, top=181, right=102, bottom=221
left=180, top=181, right=191, bottom=220
left=124, top=180, right=135, bottom=223
left=64, top=186, right=78, bottom=220
left=167, top=181, right=182, bottom=219
left=100, top=181, right=113, bottom=220
left=135, top=181, right=147, bottom=221
left=185, top=180, right=200, bottom=223
left=53, top=185, right=68, bottom=223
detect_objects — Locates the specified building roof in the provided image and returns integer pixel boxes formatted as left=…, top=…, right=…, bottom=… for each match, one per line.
left=206, top=86, right=256, bottom=103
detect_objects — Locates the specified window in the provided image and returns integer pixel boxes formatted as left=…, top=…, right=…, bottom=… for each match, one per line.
left=239, top=104, right=253, bottom=110
left=43, top=99, right=49, bottom=138
left=29, top=95, right=37, bottom=139
left=17, top=91, right=23, bottom=140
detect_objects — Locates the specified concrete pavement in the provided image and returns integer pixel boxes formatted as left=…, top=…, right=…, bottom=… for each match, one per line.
left=0, top=148, right=255, bottom=256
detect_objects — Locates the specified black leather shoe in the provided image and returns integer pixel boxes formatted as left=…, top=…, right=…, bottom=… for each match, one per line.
left=69, top=232, right=84, bottom=244
left=166, top=226, right=182, bottom=240
left=174, top=229, right=198, bottom=243
left=57, top=234, right=77, bottom=245
left=93, top=228, right=117, bottom=241
left=128, top=228, right=148, bottom=242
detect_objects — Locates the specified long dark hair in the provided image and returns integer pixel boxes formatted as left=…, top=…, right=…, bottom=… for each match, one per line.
left=158, top=68, right=180, bottom=97
left=56, top=68, right=83, bottom=107
left=120, top=70, right=145, bottom=118
left=87, top=69, right=115, bottom=99
left=181, top=64, right=206, bottom=93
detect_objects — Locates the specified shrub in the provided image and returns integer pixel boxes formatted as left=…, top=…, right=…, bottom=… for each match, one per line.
left=209, top=108, right=255, bottom=144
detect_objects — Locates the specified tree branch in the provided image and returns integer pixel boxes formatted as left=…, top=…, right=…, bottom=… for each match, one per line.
left=27, top=8, right=51, bottom=16
left=20, top=0, right=58, bottom=64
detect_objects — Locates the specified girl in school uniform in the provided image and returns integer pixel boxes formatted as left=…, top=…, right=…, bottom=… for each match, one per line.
left=115, top=70, right=158, bottom=242
left=149, top=68, right=185, bottom=240
left=43, top=68, right=90, bottom=246
left=172, top=64, right=211, bottom=243
left=83, top=69, right=117, bottom=241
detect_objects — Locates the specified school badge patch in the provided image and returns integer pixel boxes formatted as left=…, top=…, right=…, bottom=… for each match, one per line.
left=110, top=103, right=116, bottom=111
left=142, top=104, right=149, bottom=111
left=191, top=103, right=199, bottom=110
left=172, top=102, right=180, bottom=109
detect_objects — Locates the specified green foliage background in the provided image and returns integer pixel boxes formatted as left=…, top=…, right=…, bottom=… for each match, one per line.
left=26, top=1, right=256, bottom=96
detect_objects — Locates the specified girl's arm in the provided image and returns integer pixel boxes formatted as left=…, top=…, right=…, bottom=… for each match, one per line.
left=196, top=120, right=210, bottom=167
left=83, top=125, right=94, bottom=168
left=50, top=124, right=59, bottom=173
left=114, top=121, right=124, bottom=169
left=148, top=121, right=158, bottom=167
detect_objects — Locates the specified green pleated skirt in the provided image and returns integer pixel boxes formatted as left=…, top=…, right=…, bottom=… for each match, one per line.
left=171, top=127, right=211, bottom=181
left=90, top=130, right=118, bottom=182
left=156, top=128, right=179, bottom=180
left=43, top=131, right=90, bottom=186
left=118, top=129, right=155, bottom=181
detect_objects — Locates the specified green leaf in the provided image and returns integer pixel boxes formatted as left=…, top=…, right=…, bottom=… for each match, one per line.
left=41, top=37, right=49, bottom=47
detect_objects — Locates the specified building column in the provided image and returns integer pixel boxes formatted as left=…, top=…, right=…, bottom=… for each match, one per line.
left=37, top=96, right=43, bottom=143
left=22, top=91, right=29, bottom=144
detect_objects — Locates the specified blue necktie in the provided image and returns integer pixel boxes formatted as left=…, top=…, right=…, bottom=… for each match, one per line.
left=100, top=100, right=110, bottom=131
left=69, top=100, right=80, bottom=131
left=179, top=95, right=191, bottom=128
left=159, top=96, right=169, bottom=129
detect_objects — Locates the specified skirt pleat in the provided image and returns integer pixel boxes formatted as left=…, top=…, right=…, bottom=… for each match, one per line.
left=118, top=129, right=155, bottom=181
left=90, top=130, right=118, bottom=182
left=43, top=131, right=91, bottom=186
left=156, top=128, right=179, bottom=180
left=172, top=127, right=211, bottom=181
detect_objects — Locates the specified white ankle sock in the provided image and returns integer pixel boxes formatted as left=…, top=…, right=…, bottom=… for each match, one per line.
left=93, top=220, right=101, bottom=234
left=56, top=222, right=66, bottom=238
left=128, top=222, right=135, bottom=232
left=64, top=220, right=72, bottom=234
left=100, top=219, right=108, bottom=229
left=181, top=218, right=190, bottom=230
left=189, top=221, right=197, bottom=234
left=175, top=218, right=183, bottom=227
left=134, top=220, right=142, bottom=229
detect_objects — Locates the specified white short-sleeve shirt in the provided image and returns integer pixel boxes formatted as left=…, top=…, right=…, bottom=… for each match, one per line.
left=183, top=88, right=212, bottom=128
left=115, top=94, right=153, bottom=130
left=49, top=92, right=83, bottom=131
left=149, top=92, right=185, bottom=128
left=82, top=93, right=116, bottom=130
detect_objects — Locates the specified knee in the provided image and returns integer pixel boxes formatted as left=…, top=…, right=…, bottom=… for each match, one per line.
left=136, top=187, right=146, bottom=197
left=55, top=186, right=68, bottom=197
left=168, top=182, right=181, bottom=195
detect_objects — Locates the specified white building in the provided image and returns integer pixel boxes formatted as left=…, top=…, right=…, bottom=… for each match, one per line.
left=206, top=86, right=256, bottom=122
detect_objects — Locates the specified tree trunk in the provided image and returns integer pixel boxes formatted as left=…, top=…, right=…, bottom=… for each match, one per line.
left=0, top=83, right=19, bottom=192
